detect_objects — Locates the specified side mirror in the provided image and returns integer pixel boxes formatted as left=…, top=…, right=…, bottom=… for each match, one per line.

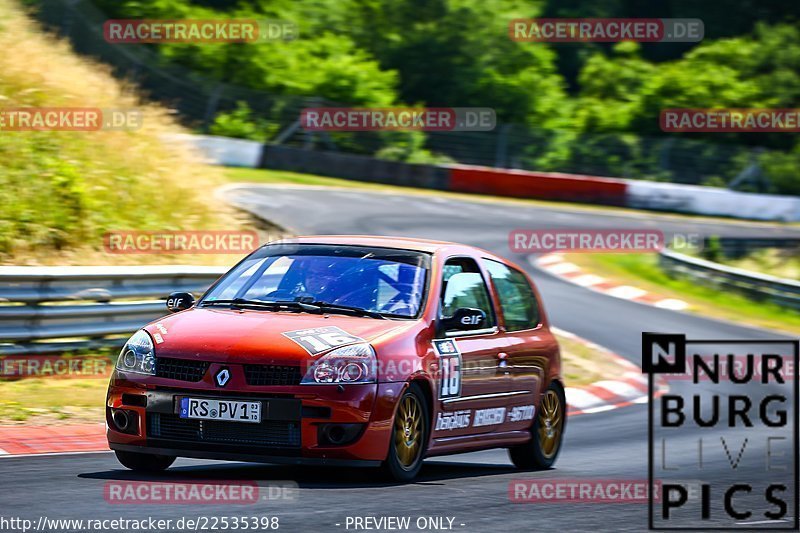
left=441, top=307, right=487, bottom=332
left=166, top=292, right=195, bottom=313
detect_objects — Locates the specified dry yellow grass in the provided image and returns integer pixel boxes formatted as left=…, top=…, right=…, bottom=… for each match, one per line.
left=0, top=0, right=253, bottom=266
left=0, top=377, right=107, bottom=424
left=723, top=248, right=800, bottom=281
left=555, top=332, right=631, bottom=387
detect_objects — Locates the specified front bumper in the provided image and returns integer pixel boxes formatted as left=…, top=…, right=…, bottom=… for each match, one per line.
left=106, top=374, right=406, bottom=463
left=109, top=443, right=381, bottom=467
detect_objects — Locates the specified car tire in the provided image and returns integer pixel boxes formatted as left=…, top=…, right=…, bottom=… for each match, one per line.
left=509, top=381, right=566, bottom=470
left=114, top=450, right=176, bottom=472
left=382, top=382, right=429, bottom=482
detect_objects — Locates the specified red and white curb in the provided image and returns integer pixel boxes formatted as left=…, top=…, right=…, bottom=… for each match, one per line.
left=0, top=423, right=107, bottom=457
left=556, top=327, right=668, bottom=417
left=535, top=253, right=689, bottom=311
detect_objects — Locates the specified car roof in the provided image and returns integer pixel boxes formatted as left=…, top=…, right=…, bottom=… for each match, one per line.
left=267, top=235, right=449, bottom=253
left=263, top=235, right=528, bottom=280
left=266, top=235, right=490, bottom=256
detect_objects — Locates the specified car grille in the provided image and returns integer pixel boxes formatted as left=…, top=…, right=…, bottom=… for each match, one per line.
left=147, top=413, right=301, bottom=448
left=155, top=357, right=210, bottom=382
left=244, top=364, right=302, bottom=386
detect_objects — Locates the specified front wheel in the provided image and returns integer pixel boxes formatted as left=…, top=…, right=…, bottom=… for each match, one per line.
left=382, top=383, right=429, bottom=482
left=509, top=382, right=566, bottom=470
left=115, top=450, right=175, bottom=472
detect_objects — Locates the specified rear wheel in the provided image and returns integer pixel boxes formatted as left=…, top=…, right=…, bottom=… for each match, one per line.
left=114, top=450, right=175, bottom=472
left=509, top=382, right=566, bottom=470
left=382, top=383, right=429, bottom=482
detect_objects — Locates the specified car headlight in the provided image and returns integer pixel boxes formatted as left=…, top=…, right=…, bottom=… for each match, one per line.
left=301, top=343, right=377, bottom=384
left=116, top=330, right=156, bottom=375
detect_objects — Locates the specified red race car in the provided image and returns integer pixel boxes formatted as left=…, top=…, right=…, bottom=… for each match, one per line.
left=107, top=236, right=565, bottom=481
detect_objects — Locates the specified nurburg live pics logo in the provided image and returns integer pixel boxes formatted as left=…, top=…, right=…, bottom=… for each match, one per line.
left=643, top=333, right=799, bottom=530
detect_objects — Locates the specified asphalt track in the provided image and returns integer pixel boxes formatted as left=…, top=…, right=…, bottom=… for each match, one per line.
left=3, top=185, right=800, bottom=533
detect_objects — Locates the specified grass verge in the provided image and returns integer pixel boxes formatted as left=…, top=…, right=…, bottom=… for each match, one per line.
left=0, top=0, right=240, bottom=265
left=703, top=248, right=800, bottom=281
left=0, top=377, right=107, bottom=425
left=556, top=332, right=630, bottom=387
left=567, top=253, right=800, bottom=336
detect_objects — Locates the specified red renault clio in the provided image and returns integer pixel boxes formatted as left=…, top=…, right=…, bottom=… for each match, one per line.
left=107, top=236, right=565, bottom=481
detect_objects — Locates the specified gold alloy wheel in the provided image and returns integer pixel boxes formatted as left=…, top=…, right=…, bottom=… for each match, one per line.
left=538, top=389, right=563, bottom=459
left=394, top=394, right=423, bottom=468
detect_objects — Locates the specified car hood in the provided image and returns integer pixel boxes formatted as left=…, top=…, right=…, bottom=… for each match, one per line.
left=143, top=308, right=415, bottom=364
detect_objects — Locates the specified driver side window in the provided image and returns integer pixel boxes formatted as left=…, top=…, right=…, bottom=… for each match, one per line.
left=440, top=258, right=496, bottom=328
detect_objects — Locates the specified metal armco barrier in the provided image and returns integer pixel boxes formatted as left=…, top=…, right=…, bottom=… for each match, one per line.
left=260, top=144, right=451, bottom=190
left=448, top=165, right=628, bottom=206
left=258, top=146, right=629, bottom=205
left=0, top=266, right=226, bottom=355
left=659, top=249, right=800, bottom=311
left=2, top=252, right=796, bottom=356
left=211, top=136, right=800, bottom=221
left=703, top=237, right=800, bottom=259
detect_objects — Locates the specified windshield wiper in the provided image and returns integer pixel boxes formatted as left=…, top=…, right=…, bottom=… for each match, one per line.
left=200, top=298, right=385, bottom=319
left=199, top=298, right=320, bottom=312
left=306, top=300, right=386, bottom=319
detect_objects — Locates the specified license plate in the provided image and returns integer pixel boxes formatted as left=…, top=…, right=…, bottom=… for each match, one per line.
left=179, top=398, right=262, bottom=423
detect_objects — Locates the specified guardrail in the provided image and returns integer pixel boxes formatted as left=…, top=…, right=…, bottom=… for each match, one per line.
left=170, top=133, right=800, bottom=221
left=702, top=237, right=800, bottom=259
left=0, top=266, right=226, bottom=355
left=256, top=144, right=800, bottom=221
left=3, top=249, right=797, bottom=355
left=658, top=249, right=800, bottom=311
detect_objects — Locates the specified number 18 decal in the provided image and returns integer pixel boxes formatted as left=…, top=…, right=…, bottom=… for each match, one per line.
left=433, top=339, right=462, bottom=399
left=283, top=326, right=364, bottom=356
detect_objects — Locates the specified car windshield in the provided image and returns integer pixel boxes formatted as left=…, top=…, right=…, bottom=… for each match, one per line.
left=200, top=244, right=430, bottom=318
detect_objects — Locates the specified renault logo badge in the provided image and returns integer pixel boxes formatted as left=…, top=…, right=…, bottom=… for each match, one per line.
left=215, top=368, right=231, bottom=387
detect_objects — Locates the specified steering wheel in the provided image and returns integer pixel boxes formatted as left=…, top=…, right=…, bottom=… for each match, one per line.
left=330, top=286, right=379, bottom=307
left=262, top=289, right=314, bottom=301
left=379, top=301, right=416, bottom=315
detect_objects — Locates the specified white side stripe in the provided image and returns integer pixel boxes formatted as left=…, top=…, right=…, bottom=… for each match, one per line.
left=581, top=405, right=617, bottom=414
left=592, top=380, right=643, bottom=398
left=545, top=262, right=580, bottom=275
left=565, top=388, right=604, bottom=409
left=605, top=285, right=648, bottom=300
left=654, top=298, right=689, bottom=310
left=534, top=254, right=563, bottom=266
left=571, top=274, right=605, bottom=287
